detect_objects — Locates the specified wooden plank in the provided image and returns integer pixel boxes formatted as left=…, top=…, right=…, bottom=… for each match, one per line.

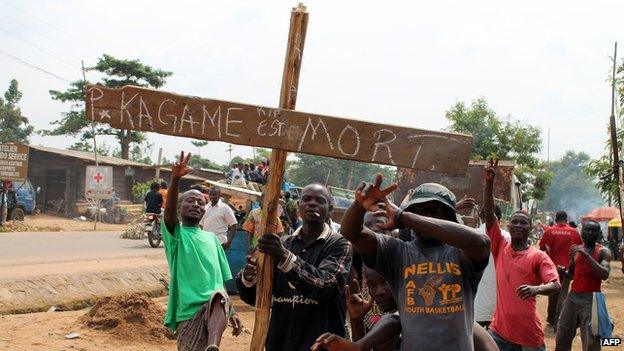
left=85, top=89, right=473, bottom=174
left=249, top=4, right=308, bottom=351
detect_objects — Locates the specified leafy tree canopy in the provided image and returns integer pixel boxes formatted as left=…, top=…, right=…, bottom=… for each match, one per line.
left=287, top=154, right=395, bottom=190
left=44, top=54, right=172, bottom=159
left=0, top=79, right=34, bottom=143
left=446, top=98, right=551, bottom=200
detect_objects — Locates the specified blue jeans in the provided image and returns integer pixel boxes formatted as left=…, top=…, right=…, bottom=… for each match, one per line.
left=489, top=330, right=546, bottom=351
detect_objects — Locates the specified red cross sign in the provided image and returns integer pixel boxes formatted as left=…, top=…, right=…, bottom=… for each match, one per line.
left=85, top=166, right=113, bottom=199
left=93, top=172, right=104, bottom=183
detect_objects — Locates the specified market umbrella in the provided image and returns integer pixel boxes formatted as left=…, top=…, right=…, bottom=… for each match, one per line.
left=581, top=207, right=621, bottom=222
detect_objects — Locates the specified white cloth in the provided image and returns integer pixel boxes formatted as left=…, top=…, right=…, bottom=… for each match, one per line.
left=474, top=223, right=511, bottom=322
left=329, top=219, right=341, bottom=233
left=199, top=200, right=238, bottom=243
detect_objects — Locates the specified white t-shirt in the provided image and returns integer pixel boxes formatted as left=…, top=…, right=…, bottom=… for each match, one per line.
left=474, top=223, right=511, bottom=322
left=199, top=200, right=238, bottom=243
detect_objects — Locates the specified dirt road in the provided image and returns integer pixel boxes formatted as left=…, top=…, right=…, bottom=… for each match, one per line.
left=1, top=261, right=622, bottom=351
left=0, top=230, right=161, bottom=267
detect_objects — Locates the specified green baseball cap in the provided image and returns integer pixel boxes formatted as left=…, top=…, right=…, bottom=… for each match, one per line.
left=401, top=183, right=461, bottom=223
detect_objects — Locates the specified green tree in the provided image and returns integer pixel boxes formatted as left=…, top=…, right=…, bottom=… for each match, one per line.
left=68, top=140, right=112, bottom=157
left=286, top=154, right=395, bottom=190
left=585, top=58, right=624, bottom=204
left=189, top=155, right=226, bottom=171
left=190, top=140, right=209, bottom=158
left=45, top=54, right=172, bottom=159
left=112, top=140, right=154, bottom=164
left=0, top=79, right=34, bottom=143
left=446, top=98, right=551, bottom=200
left=544, top=151, right=603, bottom=217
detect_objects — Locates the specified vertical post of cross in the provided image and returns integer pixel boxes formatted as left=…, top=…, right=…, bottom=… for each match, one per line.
left=249, top=3, right=308, bottom=351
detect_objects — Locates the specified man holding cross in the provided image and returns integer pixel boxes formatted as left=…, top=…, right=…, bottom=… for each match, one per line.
left=162, top=151, right=243, bottom=351
left=236, top=183, right=352, bottom=351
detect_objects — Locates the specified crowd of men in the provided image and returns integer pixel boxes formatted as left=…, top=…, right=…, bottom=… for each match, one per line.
left=158, top=152, right=617, bottom=351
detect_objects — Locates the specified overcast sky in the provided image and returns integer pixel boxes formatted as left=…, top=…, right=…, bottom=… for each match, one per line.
left=1, top=0, right=622, bottom=165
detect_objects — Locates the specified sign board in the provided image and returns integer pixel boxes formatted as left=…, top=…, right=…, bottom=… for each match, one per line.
left=0, top=143, right=29, bottom=181
left=86, top=85, right=474, bottom=174
left=85, top=166, right=113, bottom=199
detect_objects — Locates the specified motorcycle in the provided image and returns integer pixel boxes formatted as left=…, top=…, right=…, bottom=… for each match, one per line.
left=145, top=213, right=162, bottom=248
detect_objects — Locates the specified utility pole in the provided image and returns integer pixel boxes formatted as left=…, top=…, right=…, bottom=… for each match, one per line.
left=83, top=60, right=99, bottom=231
left=155, top=147, right=163, bottom=179
left=609, top=42, right=622, bottom=218
left=227, top=144, right=233, bottom=164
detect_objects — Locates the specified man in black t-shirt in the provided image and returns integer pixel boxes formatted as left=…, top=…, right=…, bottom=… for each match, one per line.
left=144, top=182, right=163, bottom=214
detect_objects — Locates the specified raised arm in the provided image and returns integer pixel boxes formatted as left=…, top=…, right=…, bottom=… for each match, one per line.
left=391, top=202, right=490, bottom=263
left=341, top=175, right=397, bottom=257
left=163, top=151, right=192, bottom=234
left=483, top=158, right=498, bottom=229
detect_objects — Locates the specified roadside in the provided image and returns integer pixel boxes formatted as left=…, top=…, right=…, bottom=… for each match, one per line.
left=0, top=213, right=127, bottom=232
left=0, top=296, right=254, bottom=351
left=0, top=262, right=622, bottom=350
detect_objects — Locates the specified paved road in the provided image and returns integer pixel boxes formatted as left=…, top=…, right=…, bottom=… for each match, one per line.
left=0, top=231, right=164, bottom=266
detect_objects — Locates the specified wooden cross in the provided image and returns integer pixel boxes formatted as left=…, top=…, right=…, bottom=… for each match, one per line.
left=85, top=4, right=473, bottom=350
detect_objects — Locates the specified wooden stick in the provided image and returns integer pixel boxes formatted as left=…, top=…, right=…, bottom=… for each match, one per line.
left=249, top=4, right=308, bottom=351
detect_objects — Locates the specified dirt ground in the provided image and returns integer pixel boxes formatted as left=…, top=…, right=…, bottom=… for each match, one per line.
left=0, top=262, right=622, bottom=350
left=2, top=213, right=127, bottom=232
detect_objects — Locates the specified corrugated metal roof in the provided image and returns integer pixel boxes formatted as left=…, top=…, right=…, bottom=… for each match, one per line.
left=28, top=144, right=149, bottom=167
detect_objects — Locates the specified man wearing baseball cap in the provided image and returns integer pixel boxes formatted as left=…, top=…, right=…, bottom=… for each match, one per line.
left=340, top=175, right=490, bottom=351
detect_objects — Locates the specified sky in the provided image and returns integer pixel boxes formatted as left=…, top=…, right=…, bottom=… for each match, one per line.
left=1, top=0, right=623, bottom=165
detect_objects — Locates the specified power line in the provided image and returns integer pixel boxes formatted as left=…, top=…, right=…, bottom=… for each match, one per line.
left=0, top=0, right=86, bottom=46
left=0, top=27, right=81, bottom=70
left=0, top=49, right=73, bottom=83
left=0, top=12, right=91, bottom=60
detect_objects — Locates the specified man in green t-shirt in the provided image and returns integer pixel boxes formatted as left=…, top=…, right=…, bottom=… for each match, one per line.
left=163, top=151, right=243, bottom=351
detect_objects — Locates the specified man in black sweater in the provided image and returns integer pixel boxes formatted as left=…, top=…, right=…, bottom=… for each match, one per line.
left=236, top=183, right=352, bottom=351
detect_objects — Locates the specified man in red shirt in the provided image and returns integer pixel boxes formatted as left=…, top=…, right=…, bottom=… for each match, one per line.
left=539, top=210, right=582, bottom=329
left=555, top=220, right=612, bottom=351
left=484, top=159, right=560, bottom=351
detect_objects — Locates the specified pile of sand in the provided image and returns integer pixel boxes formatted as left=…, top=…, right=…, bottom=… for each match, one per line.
left=0, top=220, right=62, bottom=232
left=81, top=293, right=174, bottom=342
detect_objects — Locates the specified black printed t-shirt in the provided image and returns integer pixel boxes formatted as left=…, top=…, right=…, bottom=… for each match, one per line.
left=236, top=225, right=352, bottom=351
left=144, top=190, right=163, bottom=214
left=364, top=235, right=484, bottom=351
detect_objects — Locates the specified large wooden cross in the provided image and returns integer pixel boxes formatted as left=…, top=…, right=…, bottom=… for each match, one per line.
left=85, top=4, right=472, bottom=350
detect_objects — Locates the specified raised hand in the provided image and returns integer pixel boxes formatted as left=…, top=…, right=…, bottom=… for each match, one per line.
left=345, top=279, right=373, bottom=321
left=172, top=151, right=192, bottom=180
left=355, top=174, right=398, bottom=212
left=484, top=157, right=498, bottom=182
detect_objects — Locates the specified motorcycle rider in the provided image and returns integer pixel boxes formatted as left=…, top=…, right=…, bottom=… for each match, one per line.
left=144, top=182, right=163, bottom=215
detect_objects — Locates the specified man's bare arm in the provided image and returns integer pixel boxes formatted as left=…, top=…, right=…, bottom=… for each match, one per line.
left=164, top=151, right=192, bottom=234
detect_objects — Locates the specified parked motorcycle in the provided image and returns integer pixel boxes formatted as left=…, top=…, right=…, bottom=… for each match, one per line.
left=145, top=213, right=162, bottom=248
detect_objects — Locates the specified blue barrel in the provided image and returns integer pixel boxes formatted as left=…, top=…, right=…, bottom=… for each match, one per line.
left=225, top=230, right=250, bottom=294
